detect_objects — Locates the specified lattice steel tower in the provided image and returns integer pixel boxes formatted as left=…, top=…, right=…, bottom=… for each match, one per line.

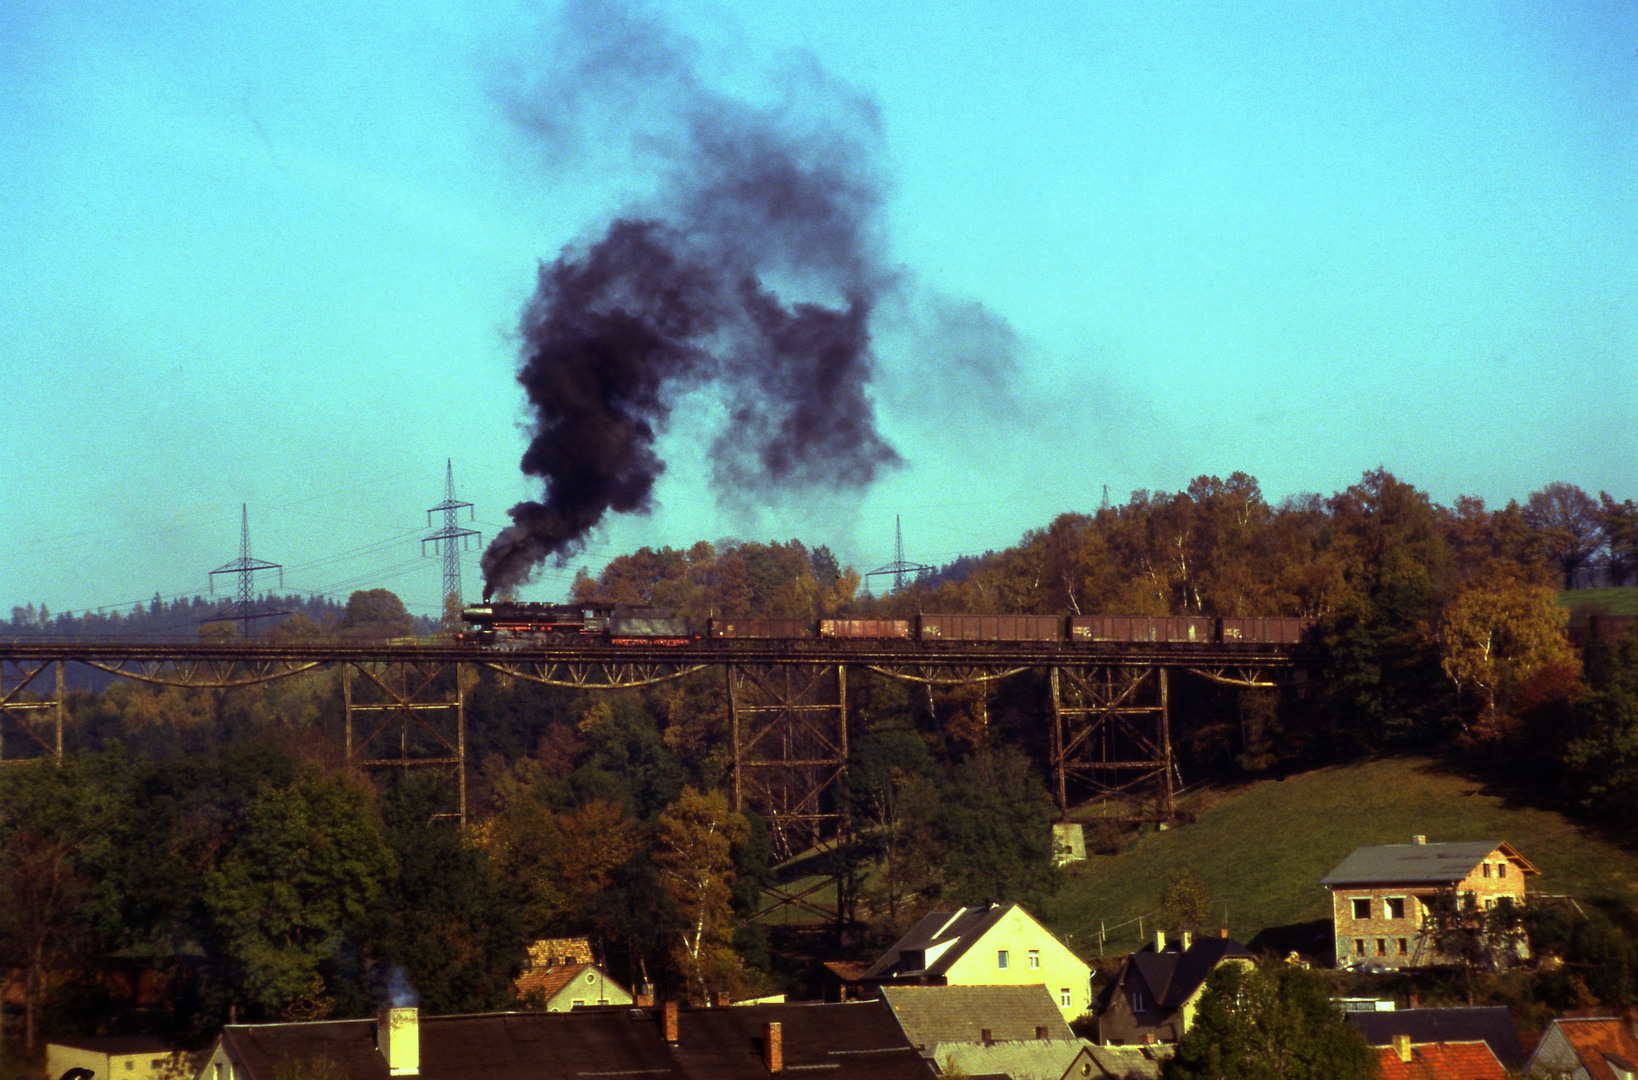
left=205, top=504, right=287, bottom=637
left=865, top=515, right=932, bottom=594
left=423, top=459, right=480, bottom=615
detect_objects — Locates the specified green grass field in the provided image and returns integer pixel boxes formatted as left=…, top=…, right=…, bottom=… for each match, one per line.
left=1559, top=585, right=1638, bottom=620
left=1042, top=756, right=1638, bottom=962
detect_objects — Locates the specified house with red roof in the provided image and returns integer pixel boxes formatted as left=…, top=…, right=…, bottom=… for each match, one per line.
left=1523, top=1016, right=1638, bottom=1080
left=1373, top=1038, right=1508, bottom=1080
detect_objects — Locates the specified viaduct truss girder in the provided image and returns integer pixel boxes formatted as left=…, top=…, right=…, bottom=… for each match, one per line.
left=0, top=640, right=1314, bottom=869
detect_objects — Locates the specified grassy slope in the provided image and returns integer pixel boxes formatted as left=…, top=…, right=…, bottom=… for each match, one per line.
left=1043, top=756, right=1638, bottom=961
left=1559, top=585, right=1638, bottom=619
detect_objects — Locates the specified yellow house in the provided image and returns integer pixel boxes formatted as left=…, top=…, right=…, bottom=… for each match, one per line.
left=861, top=903, right=1093, bottom=1021
left=47, top=1037, right=188, bottom=1080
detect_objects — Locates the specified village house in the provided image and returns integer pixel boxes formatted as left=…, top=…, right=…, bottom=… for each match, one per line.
left=1091, top=930, right=1254, bottom=1046
left=1320, top=836, right=1538, bottom=970
left=512, top=938, right=632, bottom=1011
left=47, top=1037, right=189, bottom=1080
left=1523, top=1016, right=1638, bottom=1080
left=194, top=998, right=936, bottom=1080
left=860, top=903, right=1093, bottom=1021
left=1346, top=1005, right=1526, bottom=1071
left=1372, top=1038, right=1509, bottom=1080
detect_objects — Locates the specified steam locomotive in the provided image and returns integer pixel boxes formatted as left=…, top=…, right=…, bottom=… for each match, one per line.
left=459, top=603, right=1314, bottom=649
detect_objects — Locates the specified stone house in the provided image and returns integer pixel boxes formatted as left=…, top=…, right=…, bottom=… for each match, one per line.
left=861, top=903, right=1093, bottom=1021
left=1319, top=836, right=1538, bottom=969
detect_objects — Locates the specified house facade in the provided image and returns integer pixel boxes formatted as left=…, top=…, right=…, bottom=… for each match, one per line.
left=47, top=1038, right=187, bottom=1080
left=1093, top=931, right=1254, bottom=1046
left=861, top=903, right=1093, bottom=1021
left=1320, top=836, right=1538, bottom=969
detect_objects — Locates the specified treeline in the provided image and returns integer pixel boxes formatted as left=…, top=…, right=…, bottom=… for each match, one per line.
left=3, top=468, right=1637, bottom=1058
left=6, top=591, right=442, bottom=643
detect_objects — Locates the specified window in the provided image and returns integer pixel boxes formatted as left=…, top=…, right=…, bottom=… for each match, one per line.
left=1352, top=898, right=1371, bottom=919
left=1132, top=991, right=1147, bottom=1012
left=1354, top=939, right=1367, bottom=956
left=1029, top=949, right=1040, bottom=969
left=1483, top=863, right=1492, bottom=878
left=1376, top=939, right=1387, bottom=956
left=1397, top=939, right=1408, bottom=955
left=1061, top=989, right=1073, bottom=1008
left=997, top=950, right=1009, bottom=969
left=1498, top=863, right=1507, bottom=878
left=1386, top=897, right=1405, bottom=919
left=572, top=999, right=584, bottom=1007
left=126, top=1064, right=135, bottom=1072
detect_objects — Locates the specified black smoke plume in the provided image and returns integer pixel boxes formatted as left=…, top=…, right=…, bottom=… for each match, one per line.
left=482, top=6, right=902, bottom=599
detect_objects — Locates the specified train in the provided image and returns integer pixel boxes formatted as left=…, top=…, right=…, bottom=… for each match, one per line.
left=458, top=602, right=1315, bottom=649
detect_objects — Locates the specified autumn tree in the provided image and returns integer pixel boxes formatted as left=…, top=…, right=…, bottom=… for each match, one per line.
left=1438, top=567, right=1578, bottom=739
left=339, top=589, right=414, bottom=638
left=1160, top=868, right=1214, bottom=933
left=1524, top=482, right=1603, bottom=588
left=653, top=786, right=749, bottom=1002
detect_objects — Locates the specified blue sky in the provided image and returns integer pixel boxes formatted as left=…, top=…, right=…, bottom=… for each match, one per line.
left=3, top=0, right=1633, bottom=620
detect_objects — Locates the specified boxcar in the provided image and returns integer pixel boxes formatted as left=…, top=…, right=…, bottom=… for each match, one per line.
left=1220, top=617, right=1313, bottom=644
left=707, top=618, right=815, bottom=639
left=918, top=614, right=1064, bottom=642
left=819, top=618, right=913, bottom=639
left=1069, top=616, right=1214, bottom=643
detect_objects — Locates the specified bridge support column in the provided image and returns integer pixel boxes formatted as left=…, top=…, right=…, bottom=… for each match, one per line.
left=1051, top=664, right=1175, bottom=824
left=0, top=659, right=65, bottom=765
left=343, top=660, right=466, bottom=825
left=729, top=662, right=852, bottom=924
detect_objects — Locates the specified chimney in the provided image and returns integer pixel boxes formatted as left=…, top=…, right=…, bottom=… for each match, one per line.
left=1219, top=928, right=1228, bottom=939
left=1412, top=835, right=1426, bottom=845
left=1392, top=1034, right=1412, bottom=1063
left=713, top=990, right=731, bottom=1007
left=377, top=1008, right=419, bottom=1076
left=1154, top=931, right=1165, bottom=953
left=980, top=1029, right=992, bottom=1045
left=663, top=1000, right=678, bottom=1043
left=763, top=1021, right=783, bottom=1073
left=1035, top=1026, right=1048, bottom=1040
left=635, top=992, right=654, bottom=1008
left=1181, top=931, right=1192, bottom=952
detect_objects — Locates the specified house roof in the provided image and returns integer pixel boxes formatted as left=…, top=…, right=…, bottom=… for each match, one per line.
left=214, top=1000, right=935, bottom=1080
left=1346, top=1006, right=1526, bottom=1067
left=863, top=903, right=1018, bottom=979
left=924, top=1038, right=1092, bottom=1080
left=49, top=1037, right=174, bottom=1055
left=1537, top=1017, right=1638, bottom=1080
left=879, top=985, right=1074, bottom=1050
left=1099, top=935, right=1255, bottom=1015
left=1320, top=840, right=1539, bottom=887
left=513, top=962, right=625, bottom=1004
left=1373, top=1041, right=1508, bottom=1080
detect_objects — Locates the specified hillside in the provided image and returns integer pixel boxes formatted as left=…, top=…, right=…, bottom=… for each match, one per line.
left=1043, top=756, right=1638, bottom=962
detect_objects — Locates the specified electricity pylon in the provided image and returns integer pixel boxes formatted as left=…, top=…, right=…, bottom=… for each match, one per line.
left=204, top=504, right=288, bottom=638
left=423, top=459, right=480, bottom=619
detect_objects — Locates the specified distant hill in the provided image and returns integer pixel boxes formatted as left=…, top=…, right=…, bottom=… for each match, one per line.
left=1043, top=756, right=1638, bottom=962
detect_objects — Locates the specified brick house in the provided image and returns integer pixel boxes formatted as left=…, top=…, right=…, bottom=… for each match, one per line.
left=1320, top=836, right=1539, bottom=970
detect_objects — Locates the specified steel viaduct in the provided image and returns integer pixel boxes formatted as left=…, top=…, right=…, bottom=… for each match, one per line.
left=1, top=637, right=1319, bottom=922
